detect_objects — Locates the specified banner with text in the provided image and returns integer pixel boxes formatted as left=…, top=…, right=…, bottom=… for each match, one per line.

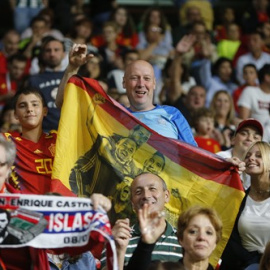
left=0, top=193, right=117, bottom=270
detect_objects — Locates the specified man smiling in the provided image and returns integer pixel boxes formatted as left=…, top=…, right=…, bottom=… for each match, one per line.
left=56, top=45, right=197, bottom=146
left=100, top=173, right=182, bottom=270
left=114, top=137, right=137, bottom=166
left=122, top=60, right=196, bottom=145
left=142, top=151, right=165, bottom=175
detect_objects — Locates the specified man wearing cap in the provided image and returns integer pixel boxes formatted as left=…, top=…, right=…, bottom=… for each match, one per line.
left=217, top=118, right=263, bottom=189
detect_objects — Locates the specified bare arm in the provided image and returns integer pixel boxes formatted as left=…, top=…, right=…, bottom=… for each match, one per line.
left=55, top=44, right=93, bottom=108
left=167, top=54, right=183, bottom=104
left=138, top=42, right=158, bottom=61
left=238, top=106, right=251, bottom=120
left=167, top=35, right=196, bottom=103
left=112, top=218, right=132, bottom=270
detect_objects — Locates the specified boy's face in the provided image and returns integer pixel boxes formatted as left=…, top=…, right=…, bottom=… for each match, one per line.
left=232, top=126, right=262, bottom=155
left=14, top=93, right=47, bottom=130
left=196, top=116, right=214, bottom=136
left=243, top=66, right=257, bottom=85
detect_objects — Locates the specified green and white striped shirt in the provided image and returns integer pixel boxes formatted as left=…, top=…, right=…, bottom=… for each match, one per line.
left=100, top=221, right=182, bottom=268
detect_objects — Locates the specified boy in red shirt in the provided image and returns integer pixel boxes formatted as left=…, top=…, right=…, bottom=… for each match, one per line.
left=3, top=87, right=57, bottom=194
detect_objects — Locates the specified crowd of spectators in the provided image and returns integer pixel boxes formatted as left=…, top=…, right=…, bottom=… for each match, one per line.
left=1, top=0, right=270, bottom=270
left=1, top=0, right=270, bottom=152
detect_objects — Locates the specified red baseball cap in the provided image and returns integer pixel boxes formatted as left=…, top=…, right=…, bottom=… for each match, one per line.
left=235, top=118, right=263, bottom=137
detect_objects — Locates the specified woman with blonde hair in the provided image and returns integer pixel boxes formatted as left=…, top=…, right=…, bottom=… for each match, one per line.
left=221, top=141, right=270, bottom=269
left=209, top=90, right=238, bottom=150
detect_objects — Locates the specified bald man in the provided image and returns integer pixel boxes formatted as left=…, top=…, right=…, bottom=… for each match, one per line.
left=122, top=60, right=196, bottom=145
left=56, top=45, right=196, bottom=146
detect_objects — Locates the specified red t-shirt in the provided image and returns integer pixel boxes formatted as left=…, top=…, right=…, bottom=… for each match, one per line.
left=0, top=73, right=17, bottom=107
left=0, top=52, right=8, bottom=75
left=195, top=136, right=221, bottom=153
left=3, top=131, right=57, bottom=195
left=92, top=31, right=138, bottom=48
left=0, top=51, right=31, bottom=76
left=233, top=84, right=248, bottom=114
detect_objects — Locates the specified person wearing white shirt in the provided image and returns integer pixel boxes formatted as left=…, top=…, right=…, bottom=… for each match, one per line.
left=216, top=118, right=263, bottom=189
left=236, top=32, right=270, bottom=85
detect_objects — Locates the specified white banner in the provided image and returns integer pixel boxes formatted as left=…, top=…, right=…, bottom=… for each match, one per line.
left=0, top=194, right=117, bottom=269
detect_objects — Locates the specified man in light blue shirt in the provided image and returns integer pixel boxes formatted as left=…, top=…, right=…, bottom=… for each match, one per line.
left=57, top=45, right=197, bottom=147
left=123, top=59, right=197, bottom=146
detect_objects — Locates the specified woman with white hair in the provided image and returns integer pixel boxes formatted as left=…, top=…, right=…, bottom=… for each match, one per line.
left=0, top=135, right=16, bottom=193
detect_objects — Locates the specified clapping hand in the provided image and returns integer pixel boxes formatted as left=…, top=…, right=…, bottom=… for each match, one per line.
left=138, top=203, right=165, bottom=244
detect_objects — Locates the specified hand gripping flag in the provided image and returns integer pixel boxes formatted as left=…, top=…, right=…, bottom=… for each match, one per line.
left=0, top=194, right=117, bottom=270
left=52, top=75, right=245, bottom=266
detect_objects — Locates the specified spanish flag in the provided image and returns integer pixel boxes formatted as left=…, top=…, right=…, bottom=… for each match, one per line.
left=52, top=75, right=245, bottom=266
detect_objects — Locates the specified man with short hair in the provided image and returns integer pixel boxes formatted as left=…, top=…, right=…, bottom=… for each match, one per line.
left=0, top=30, right=21, bottom=75
left=122, top=59, right=196, bottom=144
left=100, top=172, right=182, bottom=270
left=238, top=64, right=270, bottom=142
left=217, top=118, right=263, bottom=189
left=236, top=31, right=270, bottom=85
left=27, top=37, right=66, bottom=132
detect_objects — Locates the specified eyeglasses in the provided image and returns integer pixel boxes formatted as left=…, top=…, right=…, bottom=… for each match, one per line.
left=0, top=162, right=7, bottom=167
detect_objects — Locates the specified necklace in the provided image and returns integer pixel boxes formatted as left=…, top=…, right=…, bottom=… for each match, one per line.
left=249, top=188, right=270, bottom=202
left=250, top=188, right=270, bottom=195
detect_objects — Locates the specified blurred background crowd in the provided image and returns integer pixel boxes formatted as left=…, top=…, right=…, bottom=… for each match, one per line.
left=0, top=0, right=269, bottom=153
